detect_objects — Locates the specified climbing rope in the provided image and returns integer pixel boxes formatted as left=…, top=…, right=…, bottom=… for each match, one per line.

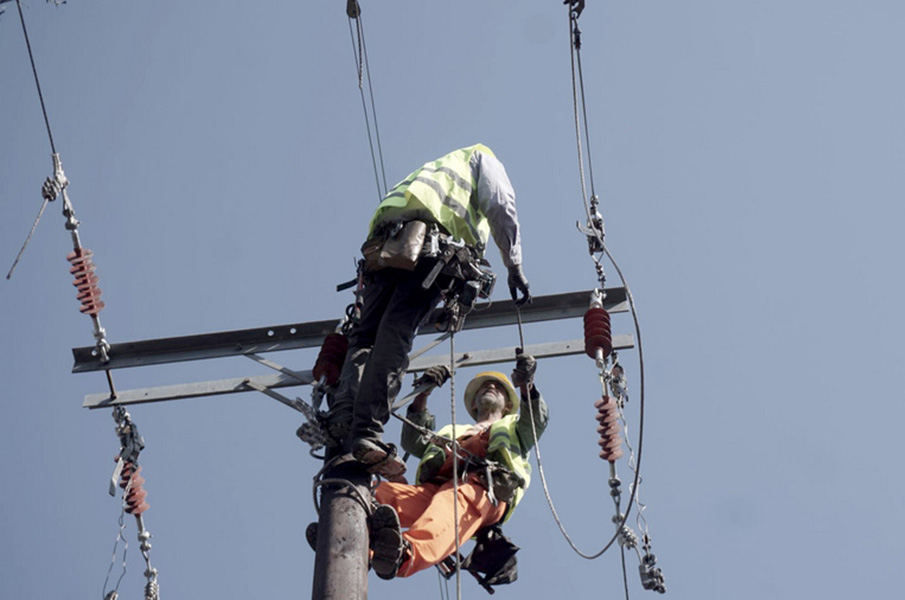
left=436, top=569, right=451, bottom=600
left=448, top=330, right=463, bottom=600
left=346, top=0, right=388, bottom=202
left=310, top=455, right=376, bottom=523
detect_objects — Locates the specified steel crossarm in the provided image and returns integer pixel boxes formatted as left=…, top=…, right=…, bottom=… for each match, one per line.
left=72, top=288, right=628, bottom=373
left=81, top=334, right=634, bottom=409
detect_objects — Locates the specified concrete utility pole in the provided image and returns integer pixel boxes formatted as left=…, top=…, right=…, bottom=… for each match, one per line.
left=74, top=289, right=633, bottom=599
left=311, top=459, right=371, bottom=600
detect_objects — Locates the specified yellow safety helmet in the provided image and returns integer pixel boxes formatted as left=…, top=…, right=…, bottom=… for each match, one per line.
left=463, top=371, right=519, bottom=420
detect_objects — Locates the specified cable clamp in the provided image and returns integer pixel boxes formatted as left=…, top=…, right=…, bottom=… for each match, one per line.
left=576, top=196, right=605, bottom=255
left=639, top=553, right=667, bottom=594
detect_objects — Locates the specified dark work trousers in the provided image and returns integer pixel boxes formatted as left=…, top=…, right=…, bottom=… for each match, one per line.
left=338, top=258, right=448, bottom=447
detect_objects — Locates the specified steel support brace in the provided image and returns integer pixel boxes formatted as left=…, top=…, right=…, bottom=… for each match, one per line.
left=72, top=288, right=628, bottom=373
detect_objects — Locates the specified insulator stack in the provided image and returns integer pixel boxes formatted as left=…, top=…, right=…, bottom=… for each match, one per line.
left=144, top=578, right=160, bottom=600
left=595, top=396, right=623, bottom=462
left=312, top=333, right=349, bottom=385
left=67, top=248, right=105, bottom=316
left=584, top=306, right=612, bottom=359
left=119, top=462, right=150, bottom=515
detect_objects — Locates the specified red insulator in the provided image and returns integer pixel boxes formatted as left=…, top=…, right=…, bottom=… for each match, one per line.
left=584, top=307, right=612, bottom=359
left=312, top=333, right=349, bottom=385
left=595, top=396, right=623, bottom=462
left=67, top=248, right=105, bottom=316
left=119, top=462, right=150, bottom=515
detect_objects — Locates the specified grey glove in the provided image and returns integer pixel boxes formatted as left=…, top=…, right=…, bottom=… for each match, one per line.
left=564, top=0, right=585, bottom=17
left=507, top=264, right=532, bottom=306
left=511, top=353, right=537, bottom=388
left=414, top=365, right=451, bottom=391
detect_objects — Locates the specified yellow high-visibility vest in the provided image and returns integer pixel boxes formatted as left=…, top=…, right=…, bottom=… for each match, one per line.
left=368, top=144, right=494, bottom=249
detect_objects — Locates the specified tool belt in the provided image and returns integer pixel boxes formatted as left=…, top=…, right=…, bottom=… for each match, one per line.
left=360, top=219, right=496, bottom=330
left=360, top=220, right=428, bottom=272
left=448, top=454, right=523, bottom=507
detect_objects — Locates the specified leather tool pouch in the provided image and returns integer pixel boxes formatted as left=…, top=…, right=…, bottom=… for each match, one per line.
left=361, top=220, right=427, bottom=272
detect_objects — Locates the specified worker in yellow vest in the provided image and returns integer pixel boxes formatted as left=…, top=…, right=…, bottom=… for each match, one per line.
left=328, top=144, right=532, bottom=478
left=368, top=354, right=547, bottom=579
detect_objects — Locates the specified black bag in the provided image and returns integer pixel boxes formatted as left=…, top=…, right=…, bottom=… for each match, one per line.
left=461, top=525, right=520, bottom=589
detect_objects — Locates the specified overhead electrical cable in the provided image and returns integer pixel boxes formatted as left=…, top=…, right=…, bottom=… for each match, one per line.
left=6, top=0, right=57, bottom=279
left=347, top=2, right=388, bottom=202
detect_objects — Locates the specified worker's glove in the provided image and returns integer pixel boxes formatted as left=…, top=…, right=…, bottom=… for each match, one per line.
left=511, top=353, right=537, bottom=388
left=564, top=0, right=585, bottom=18
left=507, top=264, right=532, bottom=306
left=414, top=365, right=451, bottom=392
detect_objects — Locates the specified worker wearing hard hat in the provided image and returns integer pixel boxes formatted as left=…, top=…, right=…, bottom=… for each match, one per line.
left=326, top=144, right=532, bottom=478
left=367, top=353, right=547, bottom=580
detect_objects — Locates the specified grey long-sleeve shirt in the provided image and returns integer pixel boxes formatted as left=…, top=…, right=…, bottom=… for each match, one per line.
left=472, top=148, right=522, bottom=268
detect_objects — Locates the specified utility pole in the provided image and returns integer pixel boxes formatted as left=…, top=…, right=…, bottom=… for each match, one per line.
left=311, top=458, right=371, bottom=599
left=74, top=289, right=633, bottom=600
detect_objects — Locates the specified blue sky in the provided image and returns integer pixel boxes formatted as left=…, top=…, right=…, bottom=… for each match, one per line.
left=2, top=1, right=904, bottom=599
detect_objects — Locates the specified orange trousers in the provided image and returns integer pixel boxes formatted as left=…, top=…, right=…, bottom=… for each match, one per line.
left=375, top=477, right=507, bottom=577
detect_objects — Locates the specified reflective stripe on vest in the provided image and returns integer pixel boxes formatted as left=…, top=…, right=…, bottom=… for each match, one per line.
left=486, top=415, right=531, bottom=491
left=486, top=415, right=532, bottom=522
left=369, top=145, right=493, bottom=247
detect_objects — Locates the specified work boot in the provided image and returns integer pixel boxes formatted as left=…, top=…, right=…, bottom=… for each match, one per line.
left=350, top=437, right=407, bottom=480
left=369, top=504, right=406, bottom=580
left=305, top=522, right=318, bottom=552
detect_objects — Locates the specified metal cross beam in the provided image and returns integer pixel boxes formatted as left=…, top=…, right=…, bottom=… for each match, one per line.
left=71, top=288, right=628, bottom=373
left=75, top=288, right=633, bottom=410
left=82, top=335, right=635, bottom=409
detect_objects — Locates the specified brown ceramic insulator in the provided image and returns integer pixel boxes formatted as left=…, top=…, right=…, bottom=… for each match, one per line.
left=595, top=396, right=623, bottom=462
left=118, top=461, right=135, bottom=489
left=584, top=307, right=612, bottom=359
left=67, top=248, right=105, bottom=316
left=312, top=333, right=349, bottom=386
left=119, top=462, right=150, bottom=515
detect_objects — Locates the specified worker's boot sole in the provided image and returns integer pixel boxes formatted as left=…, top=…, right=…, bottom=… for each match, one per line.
left=369, top=504, right=404, bottom=580
left=351, top=438, right=407, bottom=480
left=305, top=522, right=318, bottom=552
